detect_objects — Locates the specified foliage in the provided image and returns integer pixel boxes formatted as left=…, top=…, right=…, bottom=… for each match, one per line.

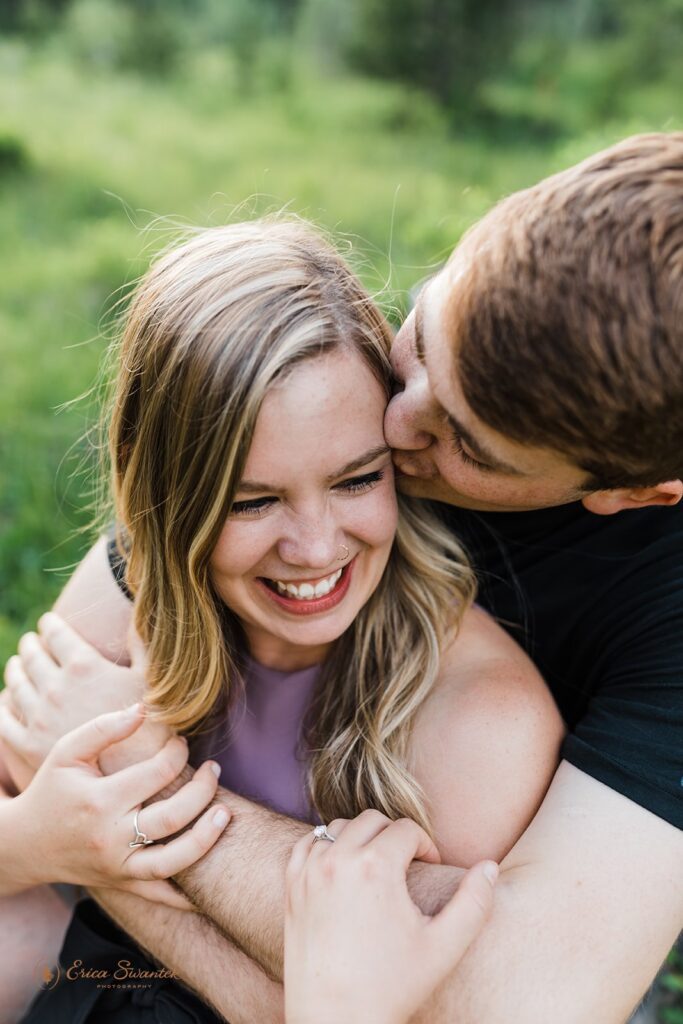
left=1, top=24, right=681, bottom=665
left=0, top=7, right=680, bottom=1012
left=661, top=942, right=683, bottom=1022
left=0, top=131, right=29, bottom=175
left=345, top=0, right=519, bottom=121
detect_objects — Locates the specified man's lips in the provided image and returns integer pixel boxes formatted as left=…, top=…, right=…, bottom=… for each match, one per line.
left=392, top=455, right=429, bottom=478
left=255, top=558, right=356, bottom=617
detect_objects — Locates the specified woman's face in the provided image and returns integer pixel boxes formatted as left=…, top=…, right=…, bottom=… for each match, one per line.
left=210, top=347, right=398, bottom=669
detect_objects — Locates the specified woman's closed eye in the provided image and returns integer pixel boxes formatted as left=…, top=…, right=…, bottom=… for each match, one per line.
left=230, top=470, right=385, bottom=518
left=335, top=469, right=385, bottom=495
left=230, top=496, right=278, bottom=517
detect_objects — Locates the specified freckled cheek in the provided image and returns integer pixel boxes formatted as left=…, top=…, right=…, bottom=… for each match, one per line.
left=209, top=522, right=279, bottom=583
left=346, top=488, right=398, bottom=550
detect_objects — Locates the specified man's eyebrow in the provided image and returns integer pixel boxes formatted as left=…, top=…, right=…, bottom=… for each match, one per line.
left=237, top=445, right=391, bottom=494
left=414, top=300, right=427, bottom=366
left=446, top=413, right=524, bottom=475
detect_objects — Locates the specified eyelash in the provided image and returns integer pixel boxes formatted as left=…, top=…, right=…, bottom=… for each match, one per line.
left=451, top=434, right=490, bottom=472
left=230, top=470, right=385, bottom=517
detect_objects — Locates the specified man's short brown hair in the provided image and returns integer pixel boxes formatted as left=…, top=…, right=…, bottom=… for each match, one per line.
left=454, top=133, right=683, bottom=488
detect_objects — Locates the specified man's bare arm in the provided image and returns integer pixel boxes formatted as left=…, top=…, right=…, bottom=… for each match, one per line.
left=171, top=782, right=465, bottom=979
left=91, top=888, right=284, bottom=1024
left=173, top=763, right=683, bottom=1024
left=18, top=544, right=682, bottom=1021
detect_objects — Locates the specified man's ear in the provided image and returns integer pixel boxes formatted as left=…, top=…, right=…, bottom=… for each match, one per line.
left=582, top=479, right=683, bottom=515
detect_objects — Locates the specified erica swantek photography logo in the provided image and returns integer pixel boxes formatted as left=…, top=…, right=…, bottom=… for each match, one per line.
left=35, top=958, right=178, bottom=991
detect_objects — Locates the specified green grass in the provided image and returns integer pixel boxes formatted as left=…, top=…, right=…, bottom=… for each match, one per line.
left=0, top=38, right=681, bottom=661
left=0, top=34, right=681, bottom=1019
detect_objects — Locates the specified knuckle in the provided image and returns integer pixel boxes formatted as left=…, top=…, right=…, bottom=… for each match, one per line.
left=359, top=808, right=389, bottom=825
left=360, top=848, right=382, bottom=877
left=68, top=651, right=97, bottom=678
left=319, top=856, right=337, bottom=883
left=45, top=681, right=64, bottom=706
left=148, top=858, right=169, bottom=881
left=158, top=808, right=179, bottom=836
left=151, top=756, right=177, bottom=790
left=125, top=859, right=144, bottom=881
left=78, top=789, right=105, bottom=817
left=86, top=830, right=106, bottom=854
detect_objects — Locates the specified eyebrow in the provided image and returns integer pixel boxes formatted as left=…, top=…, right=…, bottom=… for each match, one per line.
left=446, top=413, right=523, bottom=475
left=413, top=288, right=522, bottom=476
left=236, top=444, right=391, bottom=494
left=414, top=299, right=427, bottom=366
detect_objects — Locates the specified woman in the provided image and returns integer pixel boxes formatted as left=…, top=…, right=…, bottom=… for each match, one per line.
left=1, top=217, right=563, bottom=1021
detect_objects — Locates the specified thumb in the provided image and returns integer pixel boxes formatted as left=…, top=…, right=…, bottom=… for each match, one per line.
left=121, top=879, right=196, bottom=912
left=428, top=860, right=498, bottom=966
left=53, top=704, right=145, bottom=766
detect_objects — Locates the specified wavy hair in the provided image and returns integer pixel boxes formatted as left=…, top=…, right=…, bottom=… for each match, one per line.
left=107, top=217, right=474, bottom=832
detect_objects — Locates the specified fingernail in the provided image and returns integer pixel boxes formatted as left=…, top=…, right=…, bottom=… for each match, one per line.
left=124, top=702, right=143, bottom=717
left=213, top=809, right=229, bottom=828
left=208, top=761, right=221, bottom=777
left=483, top=862, right=499, bottom=886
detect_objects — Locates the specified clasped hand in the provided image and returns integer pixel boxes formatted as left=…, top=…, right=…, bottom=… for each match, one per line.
left=0, top=614, right=229, bottom=907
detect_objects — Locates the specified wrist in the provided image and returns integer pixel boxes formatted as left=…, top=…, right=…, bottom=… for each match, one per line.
left=0, top=792, right=44, bottom=892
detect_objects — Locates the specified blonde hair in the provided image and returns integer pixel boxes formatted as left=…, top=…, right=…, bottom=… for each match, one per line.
left=108, top=217, right=474, bottom=832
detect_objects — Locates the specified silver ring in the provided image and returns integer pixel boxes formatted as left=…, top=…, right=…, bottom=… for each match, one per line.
left=312, top=824, right=336, bottom=844
left=129, top=808, right=154, bottom=849
left=337, top=544, right=350, bottom=563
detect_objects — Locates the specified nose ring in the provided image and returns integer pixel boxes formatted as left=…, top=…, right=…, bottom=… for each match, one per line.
left=337, top=544, right=350, bottom=562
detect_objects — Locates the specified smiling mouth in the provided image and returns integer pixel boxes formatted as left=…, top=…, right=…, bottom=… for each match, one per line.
left=256, top=560, right=355, bottom=615
left=261, top=567, right=344, bottom=601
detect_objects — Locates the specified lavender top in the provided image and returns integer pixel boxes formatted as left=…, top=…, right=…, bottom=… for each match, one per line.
left=192, top=656, right=320, bottom=822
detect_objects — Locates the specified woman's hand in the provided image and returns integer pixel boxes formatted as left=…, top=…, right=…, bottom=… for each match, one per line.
left=284, top=809, right=498, bottom=1024
left=0, top=704, right=230, bottom=899
left=3, top=613, right=170, bottom=783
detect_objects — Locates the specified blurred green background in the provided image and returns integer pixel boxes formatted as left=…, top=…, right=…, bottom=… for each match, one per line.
left=0, top=2, right=682, bottom=1015
left=1, top=0, right=682, bottom=640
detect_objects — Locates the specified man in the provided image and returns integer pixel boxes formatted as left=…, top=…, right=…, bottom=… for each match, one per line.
left=4, top=133, right=683, bottom=1022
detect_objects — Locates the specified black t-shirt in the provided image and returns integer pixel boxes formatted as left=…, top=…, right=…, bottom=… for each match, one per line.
left=107, top=502, right=683, bottom=829
left=436, top=500, right=683, bottom=830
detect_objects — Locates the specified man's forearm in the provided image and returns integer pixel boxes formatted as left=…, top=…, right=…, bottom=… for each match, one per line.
left=172, top=782, right=465, bottom=981
left=174, top=786, right=309, bottom=978
left=92, top=888, right=284, bottom=1024
left=169, top=772, right=680, bottom=1024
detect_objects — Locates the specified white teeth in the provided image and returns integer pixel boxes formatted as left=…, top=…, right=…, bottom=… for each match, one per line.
left=271, top=568, right=343, bottom=601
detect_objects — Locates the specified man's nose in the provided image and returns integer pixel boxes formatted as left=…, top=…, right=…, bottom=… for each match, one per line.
left=384, top=379, right=437, bottom=452
left=277, top=509, right=342, bottom=572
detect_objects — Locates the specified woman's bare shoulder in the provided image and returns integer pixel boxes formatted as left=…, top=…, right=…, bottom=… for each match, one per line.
left=438, top=603, right=537, bottom=675
left=409, top=604, right=565, bottom=867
